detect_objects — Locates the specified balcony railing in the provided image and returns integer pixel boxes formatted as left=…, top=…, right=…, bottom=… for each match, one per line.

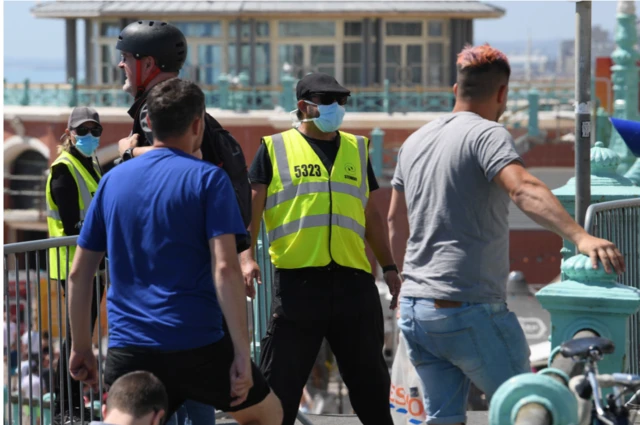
left=4, top=74, right=579, bottom=116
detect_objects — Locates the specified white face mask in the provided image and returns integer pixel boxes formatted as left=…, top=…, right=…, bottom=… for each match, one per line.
left=291, top=100, right=346, bottom=133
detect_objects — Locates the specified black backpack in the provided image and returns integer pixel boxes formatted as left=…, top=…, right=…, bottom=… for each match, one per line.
left=200, top=114, right=252, bottom=251
left=129, top=102, right=252, bottom=252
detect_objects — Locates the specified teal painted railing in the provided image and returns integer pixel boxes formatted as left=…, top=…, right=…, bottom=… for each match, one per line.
left=4, top=76, right=577, bottom=116
left=3, top=225, right=277, bottom=425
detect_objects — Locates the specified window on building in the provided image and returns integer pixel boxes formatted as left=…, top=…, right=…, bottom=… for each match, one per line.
left=428, top=21, right=444, bottom=37
left=385, top=45, right=402, bottom=84
left=172, top=21, right=222, bottom=38
left=427, top=42, right=445, bottom=86
left=100, top=44, right=120, bottom=84
left=229, top=21, right=270, bottom=38
left=344, top=22, right=363, bottom=37
left=9, top=150, right=48, bottom=210
left=311, top=45, right=336, bottom=76
left=228, top=43, right=271, bottom=85
left=385, top=44, right=424, bottom=86
left=179, top=48, right=195, bottom=82
left=100, top=22, right=121, bottom=37
left=279, top=44, right=305, bottom=79
left=343, top=43, right=362, bottom=86
left=407, top=45, right=423, bottom=84
left=196, top=45, right=222, bottom=85
left=279, top=21, right=336, bottom=37
left=386, top=22, right=422, bottom=37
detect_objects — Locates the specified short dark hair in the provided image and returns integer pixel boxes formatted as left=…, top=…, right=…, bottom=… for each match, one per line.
left=456, top=44, right=511, bottom=100
left=146, top=78, right=205, bottom=141
left=106, top=371, right=168, bottom=419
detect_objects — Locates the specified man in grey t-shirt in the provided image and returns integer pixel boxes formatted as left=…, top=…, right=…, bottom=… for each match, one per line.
left=388, top=44, right=624, bottom=425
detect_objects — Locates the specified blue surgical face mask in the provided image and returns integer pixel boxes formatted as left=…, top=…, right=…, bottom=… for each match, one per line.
left=74, top=134, right=100, bottom=157
left=300, top=100, right=346, bottom=133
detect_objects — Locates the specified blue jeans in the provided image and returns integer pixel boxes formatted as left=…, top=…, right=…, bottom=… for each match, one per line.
left=398, top=297, right=531, bottom=425
left=165, top=400, right=216, bottom=425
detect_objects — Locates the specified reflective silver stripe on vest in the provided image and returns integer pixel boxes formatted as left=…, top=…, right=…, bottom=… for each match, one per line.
left=355, top=135, right=368, bottom=208
left=272, top=133, right=291, bottom=186
left=268, top=213, right=366, bottom=242
left=266, top=133, right=369, bottom=210
left=47, top=158, right=93, bottom=221
left=266, top=181, right=329, bottom=210
left=48, top=209, right=62, bottom=220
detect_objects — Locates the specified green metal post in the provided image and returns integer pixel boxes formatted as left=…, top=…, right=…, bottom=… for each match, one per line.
left=370, top=127, right=385, bottom=178
left=383, top=79, right=391, bottom=115
left=607, top=1, right=640, bottom=175
left=489, top=372, right=577, bottom=425
left=552, top=142, right=640, bottom=256
left=218, top=74, right=230, bottom=110
left=596, top=106, right=612, bottom=148
left=281, top=73, right=295, bottom=112
left=68, top=77, right=78, bottom=107
left=20, top=79, right=30, bottom=106
left=527, top=88, right=540, bottom=137
left=537, top=254, right=640, bottom=374
left=236, top=72, right=250, bottom=113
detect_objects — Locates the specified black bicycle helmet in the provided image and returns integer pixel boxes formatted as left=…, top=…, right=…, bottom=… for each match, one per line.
left=116, top=20, right=187, bottom=72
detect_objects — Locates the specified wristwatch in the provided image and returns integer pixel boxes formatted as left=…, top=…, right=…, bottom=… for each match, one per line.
left=382, top=264, right=398, bottom=274
left=122, top=147, right=135, bottom=161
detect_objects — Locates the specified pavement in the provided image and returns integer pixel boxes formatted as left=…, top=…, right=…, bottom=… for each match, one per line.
left=217, top=411, right=490, bottom=424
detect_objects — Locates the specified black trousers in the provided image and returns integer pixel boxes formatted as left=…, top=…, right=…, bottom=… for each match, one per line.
left=103, top=326, right=270, bottom=418
left=259, top=267, right=393, bottom=425
left=53, top=277, right=105, bottom=415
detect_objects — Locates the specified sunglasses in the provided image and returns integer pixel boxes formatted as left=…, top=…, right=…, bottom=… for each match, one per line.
left=308, top=93, right=349, bottom=106
left=74, top=126, right=103, bottom=137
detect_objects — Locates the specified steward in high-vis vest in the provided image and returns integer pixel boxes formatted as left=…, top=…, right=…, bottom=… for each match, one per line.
left=241, top=73, right=402, bottom=425
left=45, top=106, right=106, bottom=424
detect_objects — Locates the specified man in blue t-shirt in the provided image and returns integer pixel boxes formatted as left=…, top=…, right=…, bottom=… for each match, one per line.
left=65, top=79, right=283, bottom=425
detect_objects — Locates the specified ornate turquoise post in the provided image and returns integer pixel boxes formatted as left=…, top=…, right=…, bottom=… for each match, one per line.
left=489, top=372, right=577, bottom=425
left=218, top=74, right=230, bottom=110
left=281, top=72, right=295, bottom=112
left=370, top=128, right=385, bottom=178
left=552, top=142, right=640, bottom=257
left=383, top=79, right=391, bottom=114
left=20, top=78, right=29, bottom=106
left=236, top=72, right=250, bottom=113
left=536, top=254, right=640, bottom=374
left=596, top=106, right=612, bottom=148
left=68, top=77, right=78, bottom=107
left=527, top=88, right=540, bottom=137
left=490, top=254, right=640, bottom=425
left=607, top=0, right=640, bottom=175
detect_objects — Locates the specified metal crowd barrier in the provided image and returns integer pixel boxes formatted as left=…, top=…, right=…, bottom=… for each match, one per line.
left=3, top=226, right=278, bottom=425
left=585, top=198, right=640, bottom=375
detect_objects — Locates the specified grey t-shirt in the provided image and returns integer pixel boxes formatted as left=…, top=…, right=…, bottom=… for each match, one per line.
left=392, top=111, right=523, bottom=304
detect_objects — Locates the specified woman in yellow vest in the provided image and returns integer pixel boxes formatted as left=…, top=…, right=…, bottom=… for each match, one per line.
left=240, top=73, right=402, bottom=425
left=45, top=106, right=105, bottom=424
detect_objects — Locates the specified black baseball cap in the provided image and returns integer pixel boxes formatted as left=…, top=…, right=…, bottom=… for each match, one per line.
left=296, top=73, right=351, bottom=100
left=67, top=106, right=101, bottom=129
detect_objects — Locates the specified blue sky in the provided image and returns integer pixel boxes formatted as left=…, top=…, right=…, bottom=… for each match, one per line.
left=3, top=0, right=639, bottom=81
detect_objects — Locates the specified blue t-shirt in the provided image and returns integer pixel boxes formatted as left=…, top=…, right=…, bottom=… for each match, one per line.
left=78, top=148, right=247, bottom=350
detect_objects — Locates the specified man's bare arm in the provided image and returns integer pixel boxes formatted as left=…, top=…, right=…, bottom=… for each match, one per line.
left=494, top=162, right=625, bottom=274
left=117, top=134, right=157, bottom=158
left=210, top=234, right=251, bottom=354
left=387, top=188, right=409, bottom=274
left=240, top=183, right=267, bottom=262
left=68, top=247, right=104, bottom=351
left=364, top=193, right=395, bottom=267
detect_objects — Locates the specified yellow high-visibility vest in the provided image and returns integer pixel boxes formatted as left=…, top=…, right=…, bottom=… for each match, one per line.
left=263, top=129, right=371, bottom=273
left=45, top=151, right=101, bottom=280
